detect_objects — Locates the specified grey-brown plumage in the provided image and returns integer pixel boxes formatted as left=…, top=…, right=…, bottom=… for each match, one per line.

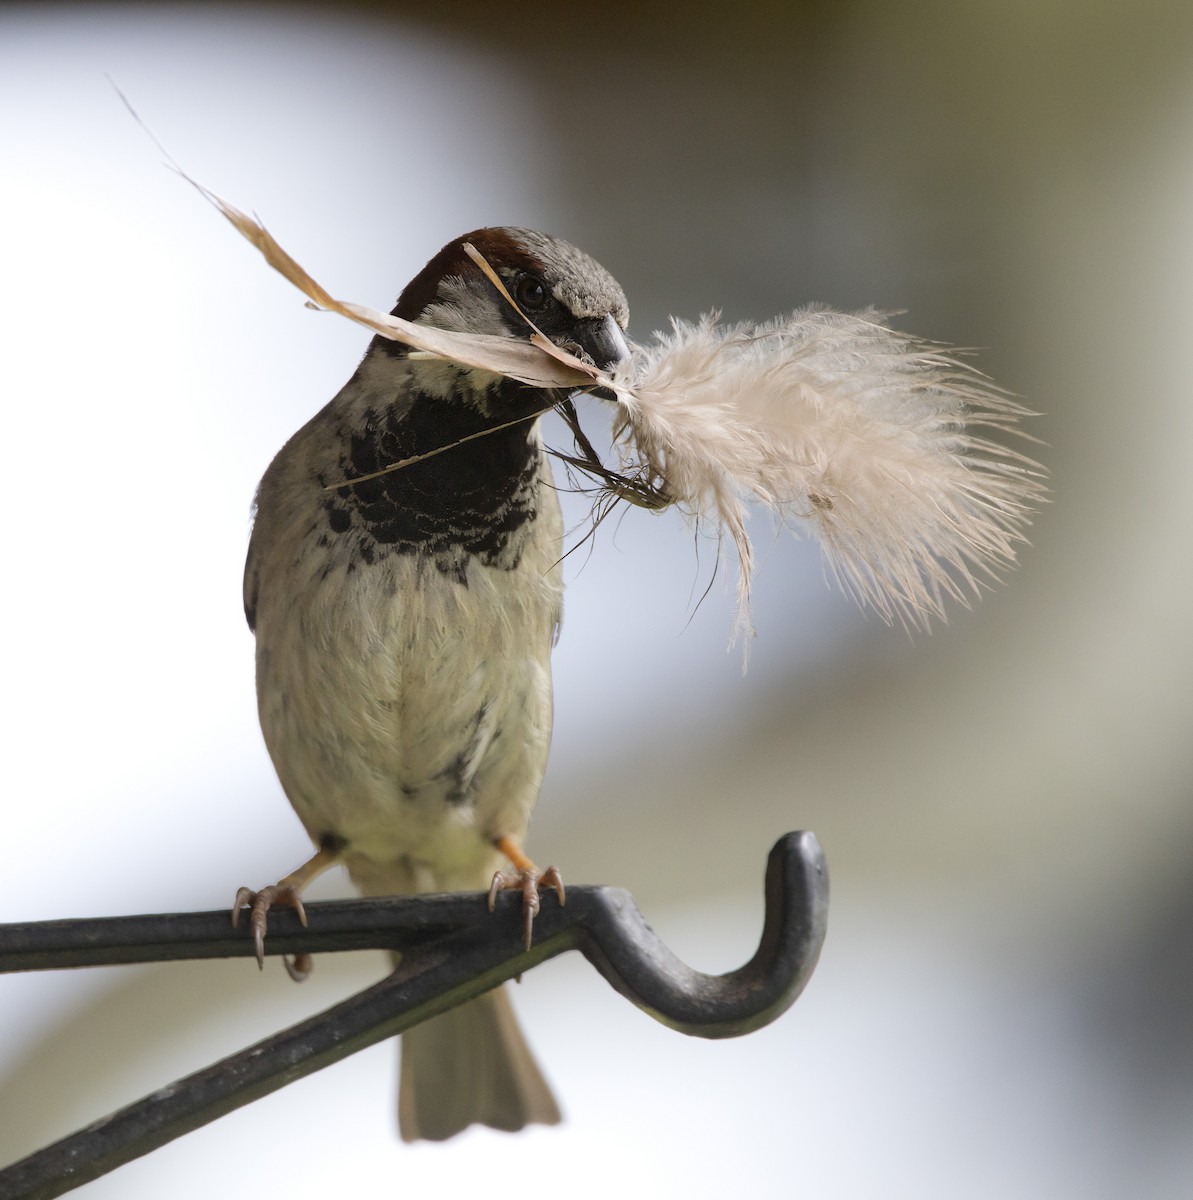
left=243, top=227, right=629, bottom=1141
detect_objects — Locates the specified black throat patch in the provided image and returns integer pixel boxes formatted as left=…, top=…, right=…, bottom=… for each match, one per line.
left=322, top=380, right=548, bottom=580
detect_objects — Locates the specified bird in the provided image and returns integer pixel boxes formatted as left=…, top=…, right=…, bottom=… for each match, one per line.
left=234, top=226, right=630, bottom=1142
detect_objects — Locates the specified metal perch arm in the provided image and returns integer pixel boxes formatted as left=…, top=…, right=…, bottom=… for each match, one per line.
left=0, top=831, right=828, bottom=1200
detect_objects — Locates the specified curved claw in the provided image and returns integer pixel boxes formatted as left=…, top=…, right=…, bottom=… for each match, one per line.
left=488, top=866, right=566, bottom=950
left=284, top=953, right=313, bottom=982
left=230, top=888, right=254, bottom=927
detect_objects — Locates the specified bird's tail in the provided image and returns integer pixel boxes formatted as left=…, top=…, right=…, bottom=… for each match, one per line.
left=398, top=985, right=561, bottom=1142
left=349, top=859, right=559, bottom=1141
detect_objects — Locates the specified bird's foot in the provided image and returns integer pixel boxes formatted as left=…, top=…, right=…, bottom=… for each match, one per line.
left=231, top=883, right=312, bottom=981
left=487, top=865, right=566, bottom=951
left=230, top=841, right=344, bottom=981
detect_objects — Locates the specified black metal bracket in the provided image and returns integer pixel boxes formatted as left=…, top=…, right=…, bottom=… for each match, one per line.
left=0, top=831, right=828, bottom=1200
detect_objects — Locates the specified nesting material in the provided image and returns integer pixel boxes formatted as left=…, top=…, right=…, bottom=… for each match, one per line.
left=607, top=312, right=1044, bottom=635
left=199, top=188, right=1044, bottom=640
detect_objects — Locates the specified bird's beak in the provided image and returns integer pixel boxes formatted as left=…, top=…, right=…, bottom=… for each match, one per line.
left=572, top=313, right=630, bottom=373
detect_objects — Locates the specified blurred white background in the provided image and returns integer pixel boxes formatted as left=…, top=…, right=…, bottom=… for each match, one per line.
left=2, top=3, right=1191, bottom=1197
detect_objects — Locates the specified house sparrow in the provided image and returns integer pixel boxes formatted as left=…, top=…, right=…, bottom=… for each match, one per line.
left=235, top=227, right=630, bottom=1142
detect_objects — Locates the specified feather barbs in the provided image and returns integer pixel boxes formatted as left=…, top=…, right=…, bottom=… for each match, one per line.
left=605, top=311, right=1044, bottom=637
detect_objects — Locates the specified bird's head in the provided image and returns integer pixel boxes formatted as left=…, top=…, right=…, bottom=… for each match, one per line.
left=390, top=227, right=630, bottom=394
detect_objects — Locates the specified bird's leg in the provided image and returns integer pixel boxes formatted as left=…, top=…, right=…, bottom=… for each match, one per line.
left=231, top=837, right=343, bottom=980
left=487, top=834, right=565, bottom=951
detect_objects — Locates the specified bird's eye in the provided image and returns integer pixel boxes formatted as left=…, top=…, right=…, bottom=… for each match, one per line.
left=514, top=275, right=549, bottom=312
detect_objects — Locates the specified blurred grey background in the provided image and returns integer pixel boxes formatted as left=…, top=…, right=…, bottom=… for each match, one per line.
left=2, top=2, right=1191, bottom=1196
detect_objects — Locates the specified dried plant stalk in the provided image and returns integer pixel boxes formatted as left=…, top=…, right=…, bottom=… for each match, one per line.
left=186, top=177, right=596, bottom=392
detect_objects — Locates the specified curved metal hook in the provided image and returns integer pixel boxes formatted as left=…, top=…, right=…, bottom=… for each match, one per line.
left=571, top=831, right=828, bottom=1037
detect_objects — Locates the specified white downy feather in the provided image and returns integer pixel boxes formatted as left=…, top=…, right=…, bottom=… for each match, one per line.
left=609, top=310, right=1045, bottom=639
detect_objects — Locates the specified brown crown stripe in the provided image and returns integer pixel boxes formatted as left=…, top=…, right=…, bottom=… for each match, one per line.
left=392, top=229, right=546, bottom=322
